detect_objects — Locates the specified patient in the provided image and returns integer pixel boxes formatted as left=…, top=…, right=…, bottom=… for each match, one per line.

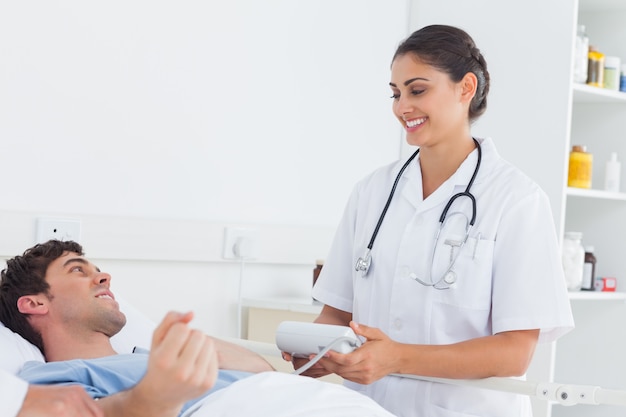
left=0, top=239, right=273, bottom=417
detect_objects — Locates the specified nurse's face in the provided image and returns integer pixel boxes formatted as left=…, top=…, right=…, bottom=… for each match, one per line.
left=389, top=54, right=471, bottom=148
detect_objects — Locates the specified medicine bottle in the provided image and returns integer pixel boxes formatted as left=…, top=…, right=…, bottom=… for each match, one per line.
left=586, top=47, right=605, bottom=88
left=620, top=64, right=626, bottom=93
left=604, top=56, right=621, bottom=91
left=562, top=232, right=585, bottom=291
left=567, top=145, right=593, bottom=189
left=604, top=152, right=621, bottom=193
left=581, top=246, right=596, bottom=291
left=573, top=24, right=589, bottom=84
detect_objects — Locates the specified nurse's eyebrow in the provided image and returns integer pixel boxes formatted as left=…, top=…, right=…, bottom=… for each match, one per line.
left=389, top=77, right=428, bottom=88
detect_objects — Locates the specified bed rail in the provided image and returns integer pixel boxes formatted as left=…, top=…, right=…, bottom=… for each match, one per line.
left=223, top=337, right=626, bottom=408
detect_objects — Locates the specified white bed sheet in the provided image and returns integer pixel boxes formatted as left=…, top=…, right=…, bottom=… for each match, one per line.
left=182, top=371, right=396, bottom=417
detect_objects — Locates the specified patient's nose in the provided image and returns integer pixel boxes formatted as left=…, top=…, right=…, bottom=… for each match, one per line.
left=96, top=272, right=112, bottom=285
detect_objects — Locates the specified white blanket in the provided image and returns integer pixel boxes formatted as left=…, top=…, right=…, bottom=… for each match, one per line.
left=182, top=372, right=397, bottom=417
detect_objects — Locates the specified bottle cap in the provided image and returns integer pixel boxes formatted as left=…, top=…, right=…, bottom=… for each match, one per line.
left=315, top=259, right=325, bottom=266
left=572, top=145, right=587, bottom=153
left=584, top=246, right=594, bottom=253
left=610, top=152, right=618, bottom=162
left=605, top=56, right=621, bottom=68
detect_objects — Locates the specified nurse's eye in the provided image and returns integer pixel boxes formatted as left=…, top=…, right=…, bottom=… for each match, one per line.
left=410, top=88, right=425, bottom=96
left=390, top=92, right=400, bottom=100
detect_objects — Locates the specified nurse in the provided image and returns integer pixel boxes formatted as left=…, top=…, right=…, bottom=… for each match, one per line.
left=292, top=25, right=574, bottom=417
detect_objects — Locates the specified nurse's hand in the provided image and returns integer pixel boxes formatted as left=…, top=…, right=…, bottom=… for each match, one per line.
left=316, top=322, right=400, bottom=385
left=281, top=352, right=333, bottom=378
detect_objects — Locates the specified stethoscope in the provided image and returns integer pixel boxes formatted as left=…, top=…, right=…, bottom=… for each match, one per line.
left=355, top=138, right=481, bottom=287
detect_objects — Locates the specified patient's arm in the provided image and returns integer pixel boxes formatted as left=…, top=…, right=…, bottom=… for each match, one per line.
left=97, top=311, right=218, bottom=417
left=212, top=338, right=274, bottom=373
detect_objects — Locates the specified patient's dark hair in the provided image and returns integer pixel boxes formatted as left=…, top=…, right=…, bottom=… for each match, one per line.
left=392, top=24, right=490, bottom=123
left=0, top=240, right=84, bottom=353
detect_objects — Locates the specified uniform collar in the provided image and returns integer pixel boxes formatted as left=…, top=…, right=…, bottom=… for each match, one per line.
left=400, top=137, right=498, bottom=209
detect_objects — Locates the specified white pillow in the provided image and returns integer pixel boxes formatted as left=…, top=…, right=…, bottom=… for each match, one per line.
left=0, top=321, right=44, bottom=375
left=0, top=296, right=156, bottom=375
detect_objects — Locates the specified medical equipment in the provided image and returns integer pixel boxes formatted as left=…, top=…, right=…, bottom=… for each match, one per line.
left=267, top=323, right=626, bottom=408
left=355, top=138, right=482, bottom=288
left=276, top=321, right=362, bottom=376
left=275, top=321, right=361, bottom=358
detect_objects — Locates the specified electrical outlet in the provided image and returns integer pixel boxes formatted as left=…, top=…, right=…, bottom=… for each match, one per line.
left=36, top=218, right=82, bottom=244
left=222, top=227, right=258, bottom=260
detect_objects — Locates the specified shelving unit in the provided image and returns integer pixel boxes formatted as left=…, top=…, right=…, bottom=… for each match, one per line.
left=552, top=1, right=626, bottom=416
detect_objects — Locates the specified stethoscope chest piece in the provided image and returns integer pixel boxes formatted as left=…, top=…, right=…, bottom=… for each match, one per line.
left=355, top=249, right=372, bottom=277
left=443, top=270, right=457, bottom=285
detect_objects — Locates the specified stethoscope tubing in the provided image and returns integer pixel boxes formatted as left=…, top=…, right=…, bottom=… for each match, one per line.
left=356, top=138, right=482, bottom=276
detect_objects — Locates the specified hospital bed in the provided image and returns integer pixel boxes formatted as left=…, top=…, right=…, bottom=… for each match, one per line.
left=2, top=297, right=626, bottom=416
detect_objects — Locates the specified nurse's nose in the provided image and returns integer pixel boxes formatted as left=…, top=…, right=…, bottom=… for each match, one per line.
left=395, top=95, right=413, bottom=115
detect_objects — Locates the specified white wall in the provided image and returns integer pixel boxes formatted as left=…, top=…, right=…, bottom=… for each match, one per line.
left=0, top=1, right=406, bottom=225
left=0, top=0, right=409, bottom=336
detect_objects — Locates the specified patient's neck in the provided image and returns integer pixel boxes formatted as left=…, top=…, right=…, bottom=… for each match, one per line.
left=42, top=329, right=119, bottom=362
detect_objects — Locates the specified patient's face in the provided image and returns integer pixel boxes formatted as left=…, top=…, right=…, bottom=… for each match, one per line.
left=44, top=251, right=126, bottom=338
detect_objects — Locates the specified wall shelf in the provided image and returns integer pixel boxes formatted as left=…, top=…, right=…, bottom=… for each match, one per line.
left=568, top=291, right=626, bottom=301
left=572, top=83, right=626, bottom=104
left=566, top=187, right=626, bottom=201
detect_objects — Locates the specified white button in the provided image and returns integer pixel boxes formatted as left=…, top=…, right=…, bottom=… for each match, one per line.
left=394, top=319, right=402, bottom=330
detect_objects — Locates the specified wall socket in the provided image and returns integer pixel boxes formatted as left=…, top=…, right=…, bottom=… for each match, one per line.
left=222, top=227, right=258, bottom=260
left=36, top=218, right=82, bottom=244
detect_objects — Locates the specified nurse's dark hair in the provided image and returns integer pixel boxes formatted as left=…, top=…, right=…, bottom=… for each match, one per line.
left=0, top=239, right=84, bottom=354
left=392, top=24, right=490, bottom=122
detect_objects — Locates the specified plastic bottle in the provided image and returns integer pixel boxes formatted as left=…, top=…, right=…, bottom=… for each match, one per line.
left=562, top=232, right=585, bottom=291
left=567, top=145, right=593, bottom=189
left=620, top=64, right=626, bottom=93
left=573, top=24, right=589, bottom=84
left=604, top=56, right=621, bottom=91
left=587, top=47, right=605, bottom=88
left=604, top=152, right=621, bottom=192
left=582, top=246, right=597, bottom=291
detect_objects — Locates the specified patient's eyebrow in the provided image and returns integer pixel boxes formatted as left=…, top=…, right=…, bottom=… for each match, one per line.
left=63, top=257, right=101, bottom=272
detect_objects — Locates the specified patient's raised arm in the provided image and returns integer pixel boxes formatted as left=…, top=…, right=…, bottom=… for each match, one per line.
left=97, top=311, right=218, bottom=417
left=212, top=337, right=274, bottom=373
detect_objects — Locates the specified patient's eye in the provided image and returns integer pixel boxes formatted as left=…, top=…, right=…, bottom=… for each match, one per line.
left=69, top=265, right=84, bottom=273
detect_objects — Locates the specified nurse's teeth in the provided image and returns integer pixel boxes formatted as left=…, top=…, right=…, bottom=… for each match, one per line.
left=406, top=118, right=426, bottom=128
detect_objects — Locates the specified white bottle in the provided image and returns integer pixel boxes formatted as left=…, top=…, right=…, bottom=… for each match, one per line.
left=562, top=231, right=584, bottom=291
left=604, top=152, right=621, bottom=193
left=573, top=24, right=589, bottom=84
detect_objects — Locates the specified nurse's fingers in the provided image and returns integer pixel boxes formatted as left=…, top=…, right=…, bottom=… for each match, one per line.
left=349, top=321, right=388, bottom=342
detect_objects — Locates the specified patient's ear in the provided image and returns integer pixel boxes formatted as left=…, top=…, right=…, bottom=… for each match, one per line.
left=17, top=294, right=49, bottom=315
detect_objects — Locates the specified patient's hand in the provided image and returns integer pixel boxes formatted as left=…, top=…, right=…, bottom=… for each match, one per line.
left=141, top=311, right=218, bottom=413
left=19, top=385, right=103, bottom=417
left=98, top=311, right=218, bottom=417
